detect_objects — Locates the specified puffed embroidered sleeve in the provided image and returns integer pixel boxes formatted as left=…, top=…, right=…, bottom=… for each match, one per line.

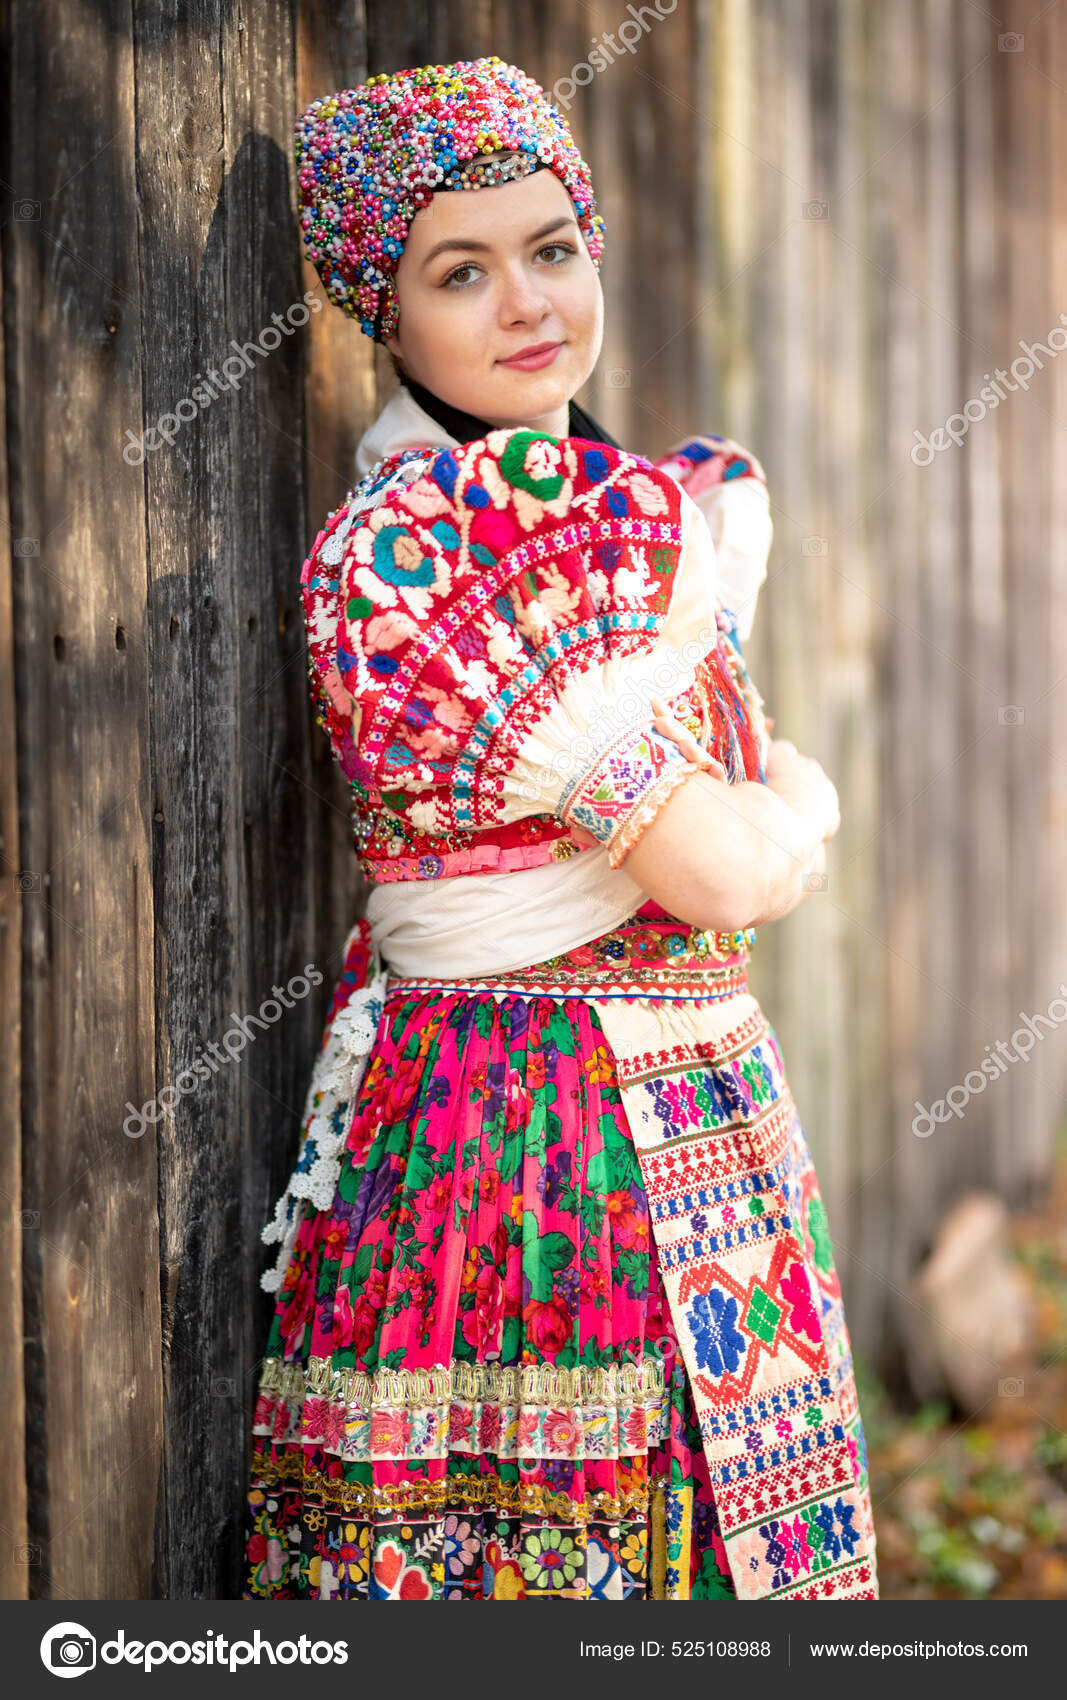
left=303, top=429, right=768, bottom=874
left=652, top=434, right=773, bottom=642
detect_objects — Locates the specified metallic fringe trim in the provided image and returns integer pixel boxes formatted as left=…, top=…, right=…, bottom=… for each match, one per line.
left=386, top=967, right=750, bottom=1002
left=260, top=1353, right=667, bottom=1409
left=250, top=1454, right=652, bottom=1522
left=649, top=1474, right=668, bottom=1599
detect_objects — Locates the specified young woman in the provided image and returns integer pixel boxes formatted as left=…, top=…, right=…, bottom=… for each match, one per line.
left=242, top=55, right=879, bottom=1602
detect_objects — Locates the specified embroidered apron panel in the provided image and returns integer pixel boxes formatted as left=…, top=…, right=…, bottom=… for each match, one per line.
left=592, top=992, right=878, bottom=1602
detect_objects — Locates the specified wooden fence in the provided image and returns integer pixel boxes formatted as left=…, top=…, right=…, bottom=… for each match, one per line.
left=2, top=0, right=1064, bottom=1599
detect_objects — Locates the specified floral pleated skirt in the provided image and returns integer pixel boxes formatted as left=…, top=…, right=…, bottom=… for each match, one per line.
left=242, top=900, right=876, bottom=1601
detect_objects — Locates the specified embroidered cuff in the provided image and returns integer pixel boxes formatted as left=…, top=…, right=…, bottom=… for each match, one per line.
left=555, top=722, right=701, bottom=870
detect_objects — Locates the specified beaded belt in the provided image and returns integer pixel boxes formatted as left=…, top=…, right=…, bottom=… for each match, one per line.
left=384, top=905, right=756, bottom=1003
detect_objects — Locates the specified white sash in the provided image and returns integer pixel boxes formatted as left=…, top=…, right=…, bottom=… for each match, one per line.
left=365, top=842, right=645, bottom=979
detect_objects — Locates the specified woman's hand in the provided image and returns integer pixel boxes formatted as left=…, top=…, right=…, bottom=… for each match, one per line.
left=649, top=694, right=727, bottom=780
left=569, top=821, right=598, bottom=847
left=764, top=738, right=841, bottom=842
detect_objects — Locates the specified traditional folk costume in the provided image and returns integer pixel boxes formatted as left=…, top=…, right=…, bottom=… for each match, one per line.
left=242, top=55, right=879, bottom=1603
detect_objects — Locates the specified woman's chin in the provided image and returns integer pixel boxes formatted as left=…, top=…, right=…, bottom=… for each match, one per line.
left=483, top=367, right=579, bottom=420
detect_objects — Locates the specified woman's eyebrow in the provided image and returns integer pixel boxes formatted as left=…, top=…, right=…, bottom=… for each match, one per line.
left=420, top=215, right=578, bottom=270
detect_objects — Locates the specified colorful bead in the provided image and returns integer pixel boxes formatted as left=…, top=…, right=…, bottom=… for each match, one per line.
left=294, top=55, right=606, bottom=342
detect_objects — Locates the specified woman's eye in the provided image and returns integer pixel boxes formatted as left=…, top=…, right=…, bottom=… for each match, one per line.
left=443, top=262, right=479, bottom=288
left=441, top=242, right=576, bottom=289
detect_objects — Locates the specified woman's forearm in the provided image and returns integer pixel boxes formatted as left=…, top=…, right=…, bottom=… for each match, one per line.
left=745, top=837, right=826, bottom=927
left=620, top=769, right=824, bottom=933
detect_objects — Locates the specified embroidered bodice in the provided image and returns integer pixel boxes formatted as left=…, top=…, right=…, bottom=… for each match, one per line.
left=300, top=412, right=773, bottom=883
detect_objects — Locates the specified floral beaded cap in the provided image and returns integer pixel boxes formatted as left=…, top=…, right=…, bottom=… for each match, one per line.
left=294, top=54, right=606, bottom=342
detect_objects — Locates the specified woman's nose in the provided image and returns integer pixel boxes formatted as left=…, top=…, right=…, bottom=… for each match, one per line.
left=497, top=264, right=551, bottom=322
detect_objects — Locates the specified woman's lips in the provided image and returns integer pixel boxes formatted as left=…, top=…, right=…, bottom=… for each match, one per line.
left=497, top=342, right=563, bottom=371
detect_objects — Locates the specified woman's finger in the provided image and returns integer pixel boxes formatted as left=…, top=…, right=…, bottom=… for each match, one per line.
left=652, top=711, right=699, bottom=755
left=648, top=694, right=730, bottom=777
left=652, top=713, right=726, bottom=778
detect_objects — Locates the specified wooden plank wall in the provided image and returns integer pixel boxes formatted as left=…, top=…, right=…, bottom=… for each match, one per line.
left=5, top=0, right=161, bottom=1602
left=2, top=0, right=1064, bottom=1600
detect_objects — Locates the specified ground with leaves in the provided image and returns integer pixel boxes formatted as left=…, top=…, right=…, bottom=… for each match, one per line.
left=857, top=1131, right=1067, bottom=1599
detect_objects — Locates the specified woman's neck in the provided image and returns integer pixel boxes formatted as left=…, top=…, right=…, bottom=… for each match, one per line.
left=401, top=374, right=623, bottom=450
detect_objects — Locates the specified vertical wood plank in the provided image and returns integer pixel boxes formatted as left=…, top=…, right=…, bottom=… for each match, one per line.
left=630, top=0, right=699, bottom=456
left=994, top=2, right=1061, bottom=1200
left=1045, top=0, right=1067, bottom=1137
left=818, top=0, right=891, bottom=1350
left=0, top=194, right=30, bottom=1604
left=693, top=0, right=761, bottom=434
left=869, top=0, right=928, bottom=1379
left=293, top=1, right=380, bottom=1023
left=959, top=10, right=1009, bottom=1205
left=911, top=0, right=967, bottom=1234
left=7, top=0, right=161, bottom=1597
left=748, top=0, right=822, bottom=1188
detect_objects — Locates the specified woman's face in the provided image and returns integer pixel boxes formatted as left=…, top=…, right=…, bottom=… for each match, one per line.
left=384, top=159, right=604, bottom=437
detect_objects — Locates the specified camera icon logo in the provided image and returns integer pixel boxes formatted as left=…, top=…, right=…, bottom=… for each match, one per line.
left=40, top=1622, right=97, bottom=1678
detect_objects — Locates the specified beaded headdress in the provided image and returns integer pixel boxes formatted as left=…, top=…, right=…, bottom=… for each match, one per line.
left=294, top=54, right=606, bottom=342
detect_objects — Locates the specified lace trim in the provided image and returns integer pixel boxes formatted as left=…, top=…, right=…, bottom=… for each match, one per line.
left=259, top=930, right=390, bottom=1293
left=318, top=449, right=437, bottom=566
left=606, top=761, right=702, bottom=870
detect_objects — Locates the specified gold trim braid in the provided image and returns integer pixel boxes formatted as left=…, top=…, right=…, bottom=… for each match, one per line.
left=260, top=1353, right=667, bottom=1409
left=250, top=1453, right=652, bottom=1523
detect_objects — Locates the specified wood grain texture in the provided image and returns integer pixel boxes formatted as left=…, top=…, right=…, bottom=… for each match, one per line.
left=0, top=136, right=29, bottom=1604
left=6, top=0, right=161, bottom=1598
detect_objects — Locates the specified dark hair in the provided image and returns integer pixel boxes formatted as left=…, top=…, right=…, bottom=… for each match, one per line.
left=388, top=348, right=407, bottom=383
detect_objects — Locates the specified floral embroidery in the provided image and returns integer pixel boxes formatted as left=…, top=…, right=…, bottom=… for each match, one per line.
left=300, top=429, right=768, bottom=884
left=559, top=722, right=699, bottom=865
left=689, top=1287, right=747, bottom=1378
left=519, top=1527, right=584, bottom=1590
